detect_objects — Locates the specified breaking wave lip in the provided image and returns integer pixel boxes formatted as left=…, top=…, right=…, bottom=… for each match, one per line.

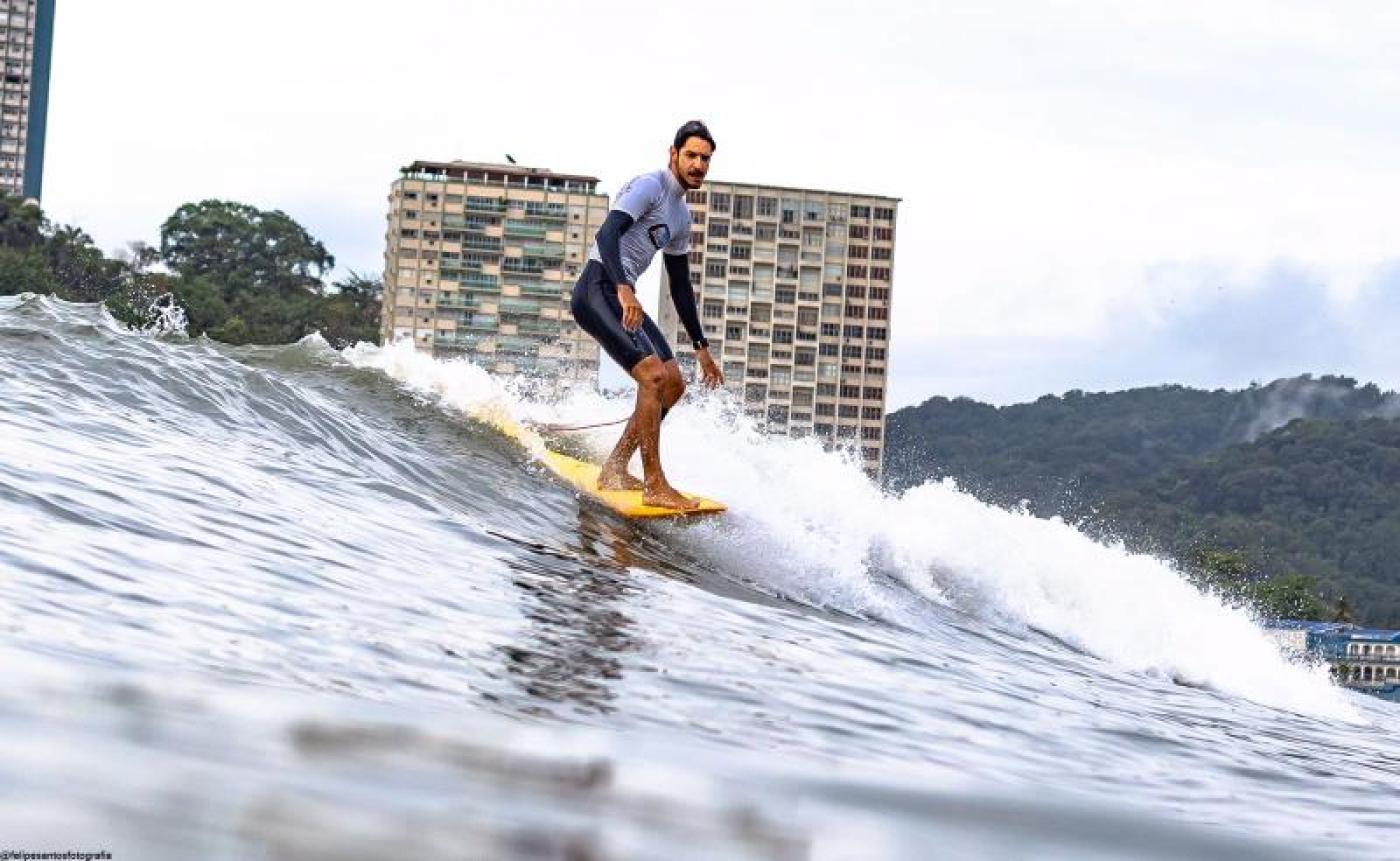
left=339, top=339, right=1361, bottom=724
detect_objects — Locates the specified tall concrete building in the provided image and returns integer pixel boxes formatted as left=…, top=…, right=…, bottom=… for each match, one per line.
left=0, top=0, right=53, bottom=200
left=382, top=160, right=610, bottom=383
left=659, top=181, right=898, bottom=476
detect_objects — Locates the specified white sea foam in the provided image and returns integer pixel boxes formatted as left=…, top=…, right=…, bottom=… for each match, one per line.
left=342, top=339, right=1359, bottom=722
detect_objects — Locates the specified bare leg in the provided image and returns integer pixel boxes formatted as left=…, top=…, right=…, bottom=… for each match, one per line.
left=597, top=412, right=645, bottom=491
left=597, top=357, right=695, bottom=509
left=598, top=359, right=685, bottom=492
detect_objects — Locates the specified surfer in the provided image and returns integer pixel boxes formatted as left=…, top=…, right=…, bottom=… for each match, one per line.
left=570, top=120, right=723, bottom=511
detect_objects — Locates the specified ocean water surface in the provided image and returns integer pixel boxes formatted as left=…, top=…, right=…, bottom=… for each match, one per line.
left=1, top=294, right=1396, bottom=859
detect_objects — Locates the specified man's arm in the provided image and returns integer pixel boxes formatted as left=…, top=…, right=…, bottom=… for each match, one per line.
left=595, top=209, right=634, bottom=288
left=662, top=252, right=705, bottom=348
left=663, top=252, right=723, bottom=388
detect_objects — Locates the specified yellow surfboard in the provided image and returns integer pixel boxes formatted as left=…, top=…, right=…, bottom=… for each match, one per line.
left=484, top=409, right=726, bottom=519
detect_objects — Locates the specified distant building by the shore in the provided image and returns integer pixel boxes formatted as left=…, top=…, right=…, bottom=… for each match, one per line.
left=1267, top=620, right=1400, bottom=701
left=0, top=0, right=54, bottom=201
left=381, top=160, right=608, bottom=384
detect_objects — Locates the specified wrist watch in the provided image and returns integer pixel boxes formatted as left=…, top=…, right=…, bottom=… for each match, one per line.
left=693, top=338, right=709, bottom=351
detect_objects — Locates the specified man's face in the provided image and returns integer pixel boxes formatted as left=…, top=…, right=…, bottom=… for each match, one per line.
left=670, top=137, right=713, bottom=190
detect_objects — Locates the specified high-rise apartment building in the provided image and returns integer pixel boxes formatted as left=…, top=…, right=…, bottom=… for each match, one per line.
left=0, top=0, right=53, bottom=200
left=659, top=181, right=898, bottom=476
left=382, top=161, right=610, bottom=383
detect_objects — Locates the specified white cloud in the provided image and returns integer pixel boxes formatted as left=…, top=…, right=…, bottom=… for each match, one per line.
left=43, top=1, right=1400, bottom=405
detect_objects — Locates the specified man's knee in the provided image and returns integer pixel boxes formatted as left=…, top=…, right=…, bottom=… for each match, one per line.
left=665, top=365, right=685, bottom=404
left=633, top=358, right=668, bottom=393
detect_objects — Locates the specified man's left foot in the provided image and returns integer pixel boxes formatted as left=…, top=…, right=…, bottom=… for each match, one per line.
left=597, top=465, right=644, bottom=491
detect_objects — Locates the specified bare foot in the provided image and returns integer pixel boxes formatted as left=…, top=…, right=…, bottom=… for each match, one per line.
left=643, top=483, right=700, bottom=511
left=597, top=464, right=644, bottom=491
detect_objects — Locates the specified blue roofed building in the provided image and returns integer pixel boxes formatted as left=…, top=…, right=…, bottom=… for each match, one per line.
left=1266, top=620, right=1400, bottom=702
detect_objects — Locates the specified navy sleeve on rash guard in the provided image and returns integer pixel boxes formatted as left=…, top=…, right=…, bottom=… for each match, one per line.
left=595, top=209, right=634, bottom=287
left=663, top=252, right=707, bottom=349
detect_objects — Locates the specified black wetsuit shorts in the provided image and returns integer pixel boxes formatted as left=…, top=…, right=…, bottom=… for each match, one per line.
left=570, top=259, right=674, bottom=372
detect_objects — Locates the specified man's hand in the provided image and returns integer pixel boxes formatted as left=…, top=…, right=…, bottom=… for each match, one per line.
left=618, top=284, right=644, bottom=331
left=696, top=346, right=724, bottom=389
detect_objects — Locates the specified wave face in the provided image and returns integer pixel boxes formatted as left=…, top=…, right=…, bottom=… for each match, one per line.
left=2, top=294, right=1395, bottom=859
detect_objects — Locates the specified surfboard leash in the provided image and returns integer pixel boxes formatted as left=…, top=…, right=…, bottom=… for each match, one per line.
left=525, top=416, right=630, bottom=433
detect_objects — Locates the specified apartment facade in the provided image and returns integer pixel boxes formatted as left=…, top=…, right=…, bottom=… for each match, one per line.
left=659, top=181, right=898, bottom=476
left=0, top=0, right=53, bottom=200
left=382, top=161, right=610, bottom=383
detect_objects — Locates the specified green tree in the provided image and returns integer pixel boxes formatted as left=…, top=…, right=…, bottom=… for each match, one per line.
left=311, top=271, right=382, bottom=348
left=0, top=246, right=57, bottom=295
left=1249, top=572, right=1329, bottom=621
left=0, top=193, right=45, bottom=250
left=44, top=224, right=123, bottom=302
left=159, top=200, right=334, bottom=295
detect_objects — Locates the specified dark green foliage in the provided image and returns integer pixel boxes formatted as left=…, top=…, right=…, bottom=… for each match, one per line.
left=0, top=246, right=57, bottom=295
left=315, top=272, right=383, bottom=348
left=885, top=378, right=1400, bottom=626
left=0, top=194, right=381, bottom=346
left=1185, top=548, right=1328, bottom=621
left=0, top=194, right=46, bottom=249
left=159, top=200, right=334, bottom=293
left=0, top=195, right=121, bottom=300
left=44, top=224, right=124, bottom=301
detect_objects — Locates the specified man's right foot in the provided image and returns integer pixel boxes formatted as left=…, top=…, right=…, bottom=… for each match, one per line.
left=643, top=483, right=700, bottom=511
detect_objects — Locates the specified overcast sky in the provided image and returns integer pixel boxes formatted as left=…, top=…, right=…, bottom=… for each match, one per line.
left=42, top=1, right=1400, bottom=407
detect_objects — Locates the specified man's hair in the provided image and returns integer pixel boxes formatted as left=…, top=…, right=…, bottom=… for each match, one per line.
left=673, top=120, right=717, bottom=152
